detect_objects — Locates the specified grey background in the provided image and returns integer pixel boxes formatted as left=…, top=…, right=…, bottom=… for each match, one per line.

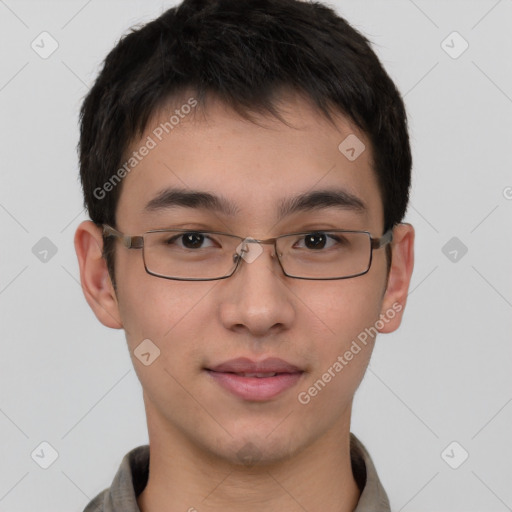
left=1, top=0, right=511, bottom=510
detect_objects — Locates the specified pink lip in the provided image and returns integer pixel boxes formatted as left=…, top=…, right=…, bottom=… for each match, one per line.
left=208, top=357, right=302, bottom=374
left=205, top=357, right=304, bottom=402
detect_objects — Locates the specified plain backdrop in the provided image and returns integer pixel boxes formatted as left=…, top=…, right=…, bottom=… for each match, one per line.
left=1, top=0, right=511, bottom=510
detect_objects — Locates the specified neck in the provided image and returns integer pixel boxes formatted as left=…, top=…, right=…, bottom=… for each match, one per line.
left=137, top=408, right=361, bottom=512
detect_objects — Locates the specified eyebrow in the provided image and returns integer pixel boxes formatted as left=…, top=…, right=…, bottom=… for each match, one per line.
left=143, top=187, right=366, bottom=219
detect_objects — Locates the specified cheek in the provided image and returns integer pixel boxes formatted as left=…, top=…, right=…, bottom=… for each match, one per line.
left=293, top=279, right=384, bottom=418
left=116, top=279, right=211, bottom=410
left=301, top=274, right=384, bottom=344
left=116, top=262, right=216, bottom=356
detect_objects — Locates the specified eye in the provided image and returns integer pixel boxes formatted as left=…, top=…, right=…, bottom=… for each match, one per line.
left=165, top=232, right=218, bottom=250
left=294, top=232, right=346, bottom=250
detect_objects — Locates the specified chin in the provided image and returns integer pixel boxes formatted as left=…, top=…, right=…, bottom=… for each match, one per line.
left=208, top=430, right=303, bottom=468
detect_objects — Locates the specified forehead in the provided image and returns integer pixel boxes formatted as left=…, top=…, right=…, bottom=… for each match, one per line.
left=115, top=91, right=383, bottom=232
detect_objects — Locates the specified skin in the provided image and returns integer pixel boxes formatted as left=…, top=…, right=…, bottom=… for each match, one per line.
left=75, top=90, right=414, bottom=512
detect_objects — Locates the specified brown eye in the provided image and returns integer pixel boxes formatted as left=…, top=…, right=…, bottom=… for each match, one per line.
left=295, top=232, right=343, bottom=251
left=164, top=232, right=217, bottom=250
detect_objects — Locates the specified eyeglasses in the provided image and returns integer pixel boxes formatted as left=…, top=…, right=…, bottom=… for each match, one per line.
left=102, top=224, right=393, bottom=281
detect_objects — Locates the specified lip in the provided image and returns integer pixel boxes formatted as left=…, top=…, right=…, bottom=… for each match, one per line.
left=205, top=357, right=304, bottom=402
left=208, top=357, right=302, bottom=374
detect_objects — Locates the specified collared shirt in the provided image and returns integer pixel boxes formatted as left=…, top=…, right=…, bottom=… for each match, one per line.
left=83, top=433, right=390, bottom=512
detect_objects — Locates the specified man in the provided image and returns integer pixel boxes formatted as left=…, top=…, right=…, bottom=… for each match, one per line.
left=74, top=0, right=414, bottom=510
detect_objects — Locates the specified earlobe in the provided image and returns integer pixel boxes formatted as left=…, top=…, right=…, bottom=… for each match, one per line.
left=74, top=220, right=123, bottom=329
left=378, top=223, right=415, bottom=334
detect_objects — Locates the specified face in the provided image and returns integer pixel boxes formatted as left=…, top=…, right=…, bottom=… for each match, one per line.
left=76, top=90, right=414, bottom=466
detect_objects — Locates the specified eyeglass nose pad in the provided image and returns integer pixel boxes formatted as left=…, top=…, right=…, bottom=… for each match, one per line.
left=233, top=248, right=277, bottom=264
left=235, top=238, right=266, bottom=265
left=233, top=240, right=250, bottom=264
left=232, top=241, right=248, bottom=264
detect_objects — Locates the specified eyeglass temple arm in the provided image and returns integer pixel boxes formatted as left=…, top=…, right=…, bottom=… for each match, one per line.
left=102, top=224, right=144, bottom=249
left=371, top=228, right=393, bottom=249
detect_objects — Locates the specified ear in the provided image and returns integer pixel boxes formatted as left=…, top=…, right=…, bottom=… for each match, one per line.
left=378, top=223, right=415, bottom=334
left=74, top=220, right=123, bottom=329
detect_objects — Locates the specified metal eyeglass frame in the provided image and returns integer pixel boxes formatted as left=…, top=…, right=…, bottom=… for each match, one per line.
left=102, top=224, right=393, bottom=281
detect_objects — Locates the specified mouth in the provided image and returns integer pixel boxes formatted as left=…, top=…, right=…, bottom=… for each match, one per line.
left=205, top=357, right=305, bottom=401
left=213, top=371, right=282, bottom=378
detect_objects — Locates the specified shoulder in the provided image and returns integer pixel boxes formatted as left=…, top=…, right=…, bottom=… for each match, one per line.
left=81, top=445, right=150, bottom=512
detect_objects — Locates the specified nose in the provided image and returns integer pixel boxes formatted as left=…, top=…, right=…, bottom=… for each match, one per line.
left=232, top=238, right=278, bottom=266
left=220, top=239, right=295, bottom=337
